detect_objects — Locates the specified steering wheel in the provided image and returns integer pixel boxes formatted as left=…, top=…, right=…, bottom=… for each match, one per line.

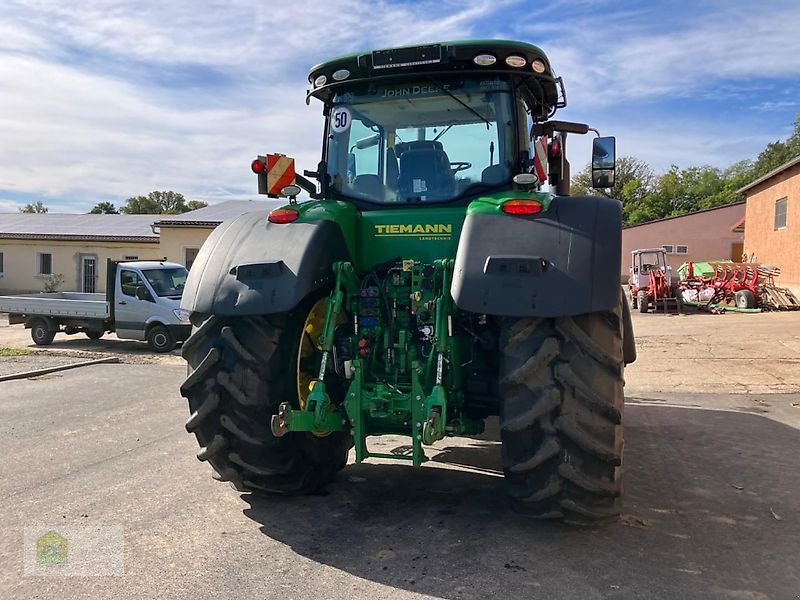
left=450, top=161, right=472, bottom=174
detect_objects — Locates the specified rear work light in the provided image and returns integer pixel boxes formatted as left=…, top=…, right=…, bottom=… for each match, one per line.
left=501, top=199, right=543, bottom=215
left=268, top=208, right=300, bottom=224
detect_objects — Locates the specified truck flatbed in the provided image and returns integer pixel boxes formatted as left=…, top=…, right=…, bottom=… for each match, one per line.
left=0, top=292, right=110, bottom=319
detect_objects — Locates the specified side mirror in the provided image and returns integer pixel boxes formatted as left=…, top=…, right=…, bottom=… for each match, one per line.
left=591, top=136, right=616, bottom=188
left=135, top=286, right=152, bottom=302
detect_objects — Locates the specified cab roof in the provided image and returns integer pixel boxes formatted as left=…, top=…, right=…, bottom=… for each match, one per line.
left=307, top=39, right=565, bottom=120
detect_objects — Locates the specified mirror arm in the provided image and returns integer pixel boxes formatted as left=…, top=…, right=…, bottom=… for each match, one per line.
left=295, top=173, right=320, bottom=198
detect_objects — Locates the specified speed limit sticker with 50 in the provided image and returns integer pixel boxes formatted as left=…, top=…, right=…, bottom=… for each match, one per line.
left=331, top=107, right=351, bottom=133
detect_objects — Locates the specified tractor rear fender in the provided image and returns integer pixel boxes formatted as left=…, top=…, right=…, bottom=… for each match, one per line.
left=181, top=211, right=349, bottom=316
left=452, top=195, right=622, bottom=318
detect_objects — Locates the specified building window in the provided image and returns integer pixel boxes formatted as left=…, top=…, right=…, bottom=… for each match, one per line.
left=0, top=251, right=4, bottom=276
left=775, top=197, right=788, bottom=230
left=662, top=245, right=674, bottom=254
left=184, top=247, right=200, bottom=270
left=676, top=245, right=688, bottom=254
left=38, top=253, right=52, bottom=275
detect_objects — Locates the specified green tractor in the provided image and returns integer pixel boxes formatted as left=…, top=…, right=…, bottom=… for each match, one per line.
left=179, top=40, right=636, bottom=523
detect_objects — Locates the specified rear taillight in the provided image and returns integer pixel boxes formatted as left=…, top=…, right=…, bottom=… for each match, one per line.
left=268, top=208, right=299, bottom=224
left=501, top=200, right=543, bottom=215
left=251, top=158, right=266, bottom=173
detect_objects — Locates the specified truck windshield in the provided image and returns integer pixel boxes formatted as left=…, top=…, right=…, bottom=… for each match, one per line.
left=326, top=78, right=515, bottom=204
left=142, top=267, right=188, bottom=298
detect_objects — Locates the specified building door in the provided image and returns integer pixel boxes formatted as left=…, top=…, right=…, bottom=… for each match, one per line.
left=730, top=242, right=744, bottom=261
left=82, top=256, right=97, bottom=293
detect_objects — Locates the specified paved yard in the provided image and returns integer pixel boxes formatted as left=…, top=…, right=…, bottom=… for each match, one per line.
left=0, top=310, right=799, bottom=599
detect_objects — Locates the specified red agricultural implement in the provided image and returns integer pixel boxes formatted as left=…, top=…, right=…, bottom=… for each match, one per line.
left=681, top=261, right=760, bottom=309
left=680, top=261, right=800, bottom=310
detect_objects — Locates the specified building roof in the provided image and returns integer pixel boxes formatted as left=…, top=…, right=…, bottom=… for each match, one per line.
left=737, top=155, right=800, bottom=195
left=622, top=201, right=745, bottom=230
left=153, top=199, right=283, bottom=227
left=0, top=213, right=159, bottom=242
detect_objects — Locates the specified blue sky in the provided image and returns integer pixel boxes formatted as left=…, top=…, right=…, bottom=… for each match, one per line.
left=1, top=0, right=799, bottom=212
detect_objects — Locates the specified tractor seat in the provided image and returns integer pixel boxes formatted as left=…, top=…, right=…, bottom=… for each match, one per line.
left=396, top=140, right=455, bottom=202
left=351, top=174, right=385, bottom=201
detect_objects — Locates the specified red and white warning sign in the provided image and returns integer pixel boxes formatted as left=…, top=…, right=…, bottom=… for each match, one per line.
left=533, top=136, right=548, bottom=184
left=266, top=154, right=296, bottom=195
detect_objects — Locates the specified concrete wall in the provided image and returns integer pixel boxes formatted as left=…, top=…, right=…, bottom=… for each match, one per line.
left=744, top=162, right=800, bottom=294
left=158, top=226, right=213, bottom=268
left=0, top=239, right=160, bottom=294
left=621, top=203, right=745, bottom=282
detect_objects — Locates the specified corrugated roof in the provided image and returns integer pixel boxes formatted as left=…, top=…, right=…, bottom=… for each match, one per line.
left=0, top=213, right=159, bottom=241
left=737, top=155, right=800, bottom=195
left=154, top=199, right=283, bottom=226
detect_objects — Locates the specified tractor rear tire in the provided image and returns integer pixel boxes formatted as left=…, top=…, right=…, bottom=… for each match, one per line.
left=179, top=307, right=351, bottom=495
left=637, top=291, right=649, bottom=313
left=499, top=300, right=625, bottom=524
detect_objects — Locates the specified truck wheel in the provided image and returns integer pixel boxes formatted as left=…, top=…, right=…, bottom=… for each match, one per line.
left=630, top=292, right=638, bottom=310
left=637, top=291, right=649, bottom=313
left=179, top=303, right=351, bottom=495
left=85, top=331, right=104, bottom=340
left=30, top=318, right=56, bottom=345
left=147, top=324, right=176, bottom=352
left=499, top=299, right=625, bottom=524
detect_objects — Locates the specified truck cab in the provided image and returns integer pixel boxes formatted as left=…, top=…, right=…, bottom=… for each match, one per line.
left=111, top=260, right=192, bottom=350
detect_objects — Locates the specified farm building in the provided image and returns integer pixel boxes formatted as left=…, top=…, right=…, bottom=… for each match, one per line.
left=0, top=214, right=160, bottom=294
left=153, top=199, right=281, bottom=269
left=740, top=156, right=800, bottom=296
left=621, top=202, right=746, bottom=282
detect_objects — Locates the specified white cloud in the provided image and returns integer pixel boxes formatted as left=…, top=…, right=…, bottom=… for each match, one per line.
left=0, top=0, right=507, bottom=209
left=523, top=3, right=800, bottom=106
left=1, top=0, right=799, bottom=209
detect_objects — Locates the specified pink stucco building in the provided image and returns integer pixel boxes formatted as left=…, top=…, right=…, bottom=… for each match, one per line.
left=621, top=202, right=746, bottom=280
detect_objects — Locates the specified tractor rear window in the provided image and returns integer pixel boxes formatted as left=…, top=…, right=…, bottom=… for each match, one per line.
left=326, top=78, right=515, bottom=204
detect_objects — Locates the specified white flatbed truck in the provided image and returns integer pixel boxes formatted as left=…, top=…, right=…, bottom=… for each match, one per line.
left=0, top=260, right=192, bottom=352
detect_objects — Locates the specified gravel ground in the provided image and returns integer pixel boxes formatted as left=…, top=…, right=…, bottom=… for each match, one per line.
left=0, top=353, right=99, bottom=377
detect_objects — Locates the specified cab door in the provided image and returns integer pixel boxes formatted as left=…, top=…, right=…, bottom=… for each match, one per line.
left=114, top=268, right=154, bottom=340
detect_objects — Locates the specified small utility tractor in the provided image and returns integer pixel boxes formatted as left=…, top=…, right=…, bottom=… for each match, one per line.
left=629, top=248, right=682, bottom=314
left=179, top=40, right=636, bottom=523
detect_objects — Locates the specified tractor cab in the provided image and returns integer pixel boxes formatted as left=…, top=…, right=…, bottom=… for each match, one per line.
left=630, top=247, right=671, bottom=290
left=253, top=40, right=616, bottom=205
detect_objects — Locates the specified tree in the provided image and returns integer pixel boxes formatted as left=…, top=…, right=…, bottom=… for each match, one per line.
left=89, top=201, right=119, bottom=214
left=120, top=191, right=189, bottom=214
left=749, top=115, right=800, bottom=179
left=572, top=156, right=655, bottom=201
left=571, top=156, right=656, bottom=224
left=186, top=199, right=208, bottom=211
left=19, top=201, right=48, bottom=213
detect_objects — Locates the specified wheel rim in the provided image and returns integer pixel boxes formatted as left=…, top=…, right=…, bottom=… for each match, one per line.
left=297, top=298, right=328, bottom=410
left=152, top=331, right=167, bottom=348
left=297, top=297, right=344, bottom=437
